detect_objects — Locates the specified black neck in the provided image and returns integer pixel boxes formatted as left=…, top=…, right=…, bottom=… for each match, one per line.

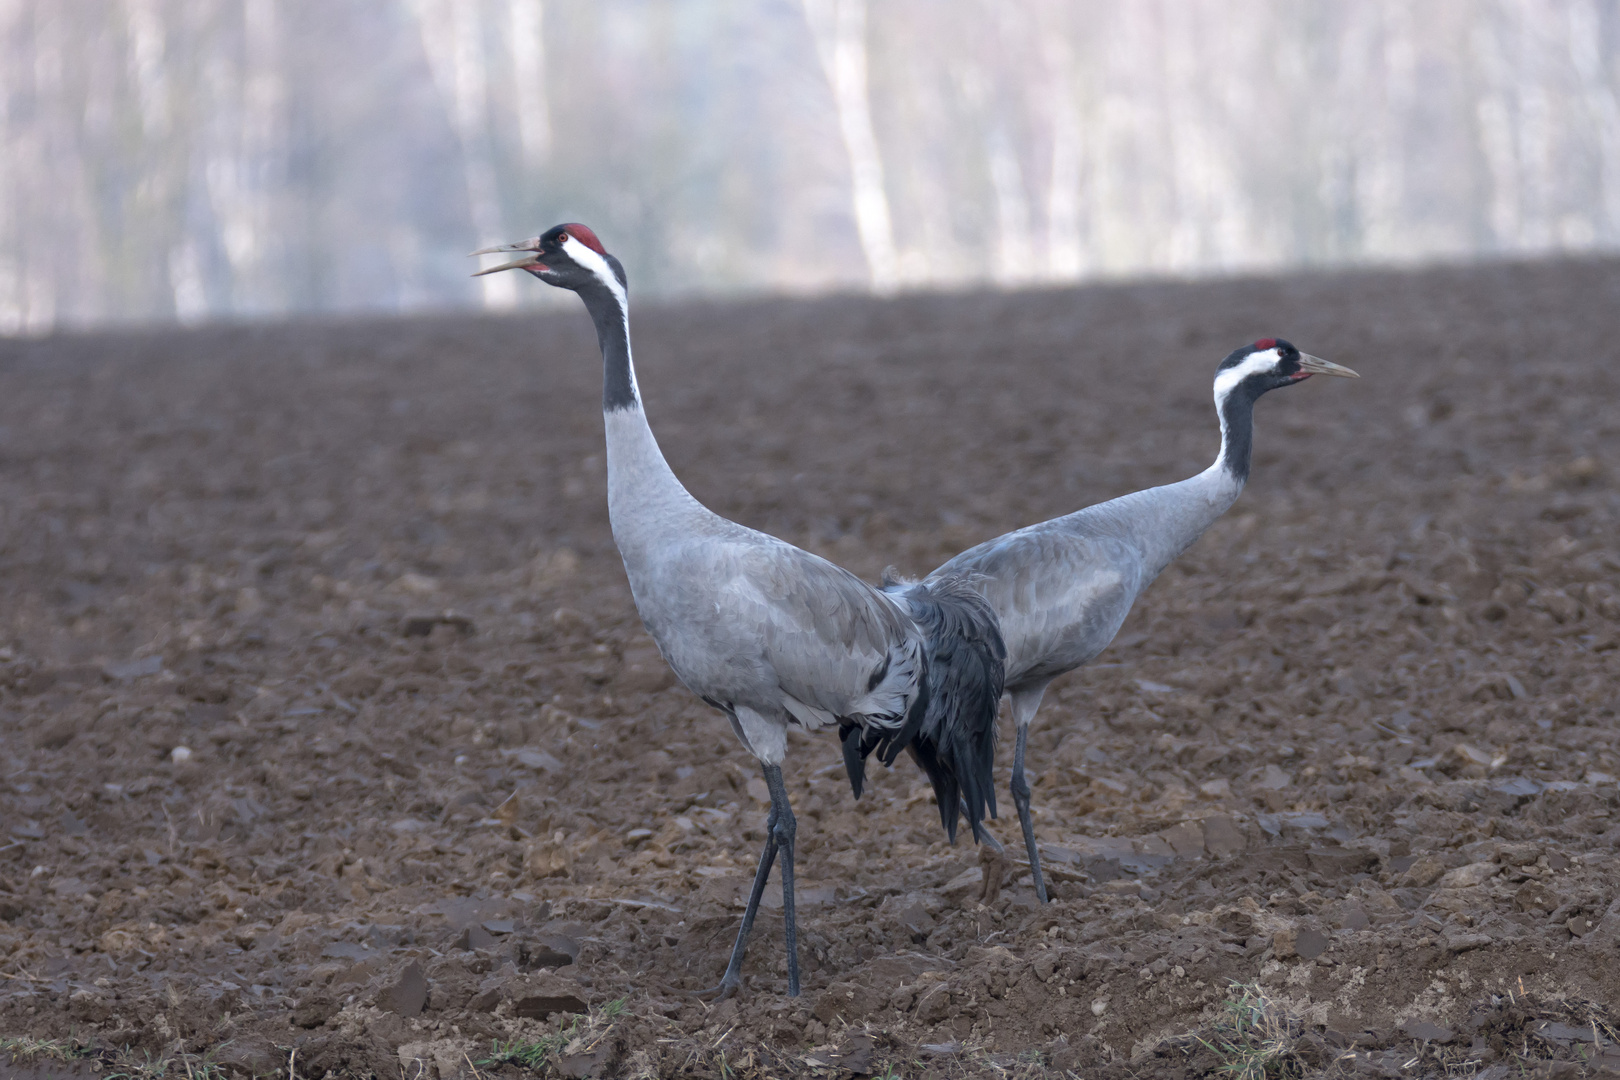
left=1216, top=384, right=1259, bottom=483
left=576, top=279, right=638, bottom=412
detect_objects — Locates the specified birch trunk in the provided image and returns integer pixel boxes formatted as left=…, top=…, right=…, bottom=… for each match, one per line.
left=802, top=0, right=898, bottom=292
left=412, top=0, right=516, bottom=309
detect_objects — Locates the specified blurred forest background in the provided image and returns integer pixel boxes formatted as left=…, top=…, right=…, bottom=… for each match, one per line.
left=4, top=0, right=1620, bottom=332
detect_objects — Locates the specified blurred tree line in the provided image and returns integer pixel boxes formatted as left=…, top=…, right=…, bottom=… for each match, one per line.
left=3, top=0, right=1619, bottom=331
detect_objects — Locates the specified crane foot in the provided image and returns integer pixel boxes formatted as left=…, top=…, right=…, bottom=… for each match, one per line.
left=692, top=977, right=742, bottom=1002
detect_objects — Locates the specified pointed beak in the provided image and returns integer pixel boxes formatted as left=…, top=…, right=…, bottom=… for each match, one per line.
left=1297, top=354, right=1359, bottom=379
left=469, top=238, right=544, bottom=277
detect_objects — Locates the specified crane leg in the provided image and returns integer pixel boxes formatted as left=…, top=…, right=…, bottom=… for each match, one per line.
left=697, top=763, right=800, bottom=999
left=1011, top=723, right=1048, bottom=904
left=767, top=764, right=801, bottom=997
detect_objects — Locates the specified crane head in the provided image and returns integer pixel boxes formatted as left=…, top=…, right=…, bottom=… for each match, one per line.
left=469, top=223, right=627, bottom=297
left=1213, top=338, right=1358, bottom=406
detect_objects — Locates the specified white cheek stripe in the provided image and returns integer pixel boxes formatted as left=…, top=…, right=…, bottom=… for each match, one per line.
left=1212, top=348, right=1280, bottom=405
left=561, top=235, right=629, bottom=314
left=561, top=234, right=640, bottom=401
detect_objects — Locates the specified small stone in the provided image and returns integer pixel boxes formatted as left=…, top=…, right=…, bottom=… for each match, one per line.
left=1437, top=862, right=1497, bottom=889
left=384, top=960, right=429, bottom=1017
left=1566, top=914, right=1598, bottom=937
left=1399, top=857, right=1447, bottom=888
left=1451, top=743, right=1492, bottom=767
left=1495, top=842, right=1542, bottom=866
left=1199, top=778, right=1232, bottom=799
left=1444, top=932, right=1492, bottom=952
left=170, top=746, right=193, bottom=764
left=1257, top=764, right=1293, bottom=790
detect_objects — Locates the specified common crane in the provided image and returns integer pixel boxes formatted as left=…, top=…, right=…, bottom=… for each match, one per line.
left=472, top=224, right=1005, bottom=998
left=929, top=339, right=1358, bottom=902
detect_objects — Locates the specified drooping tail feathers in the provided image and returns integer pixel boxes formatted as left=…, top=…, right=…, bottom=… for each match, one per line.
left=839, top=571, right=1006, bottom=845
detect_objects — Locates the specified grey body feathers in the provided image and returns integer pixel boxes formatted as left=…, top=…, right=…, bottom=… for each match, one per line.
left=931, top=466, right=1241, bottom=694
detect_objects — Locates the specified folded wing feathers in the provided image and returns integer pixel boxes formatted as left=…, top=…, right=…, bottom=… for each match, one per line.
left=839, top=573, right=1006, bottom=844
left=716, top=541, right=1005, bottom=847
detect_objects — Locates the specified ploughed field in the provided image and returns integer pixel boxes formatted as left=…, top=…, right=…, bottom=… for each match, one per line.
left=2, top=259, right=1619, bottom=1079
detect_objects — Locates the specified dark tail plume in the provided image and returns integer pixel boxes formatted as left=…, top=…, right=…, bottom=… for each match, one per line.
left=841, top=571, right=1005, bottom=844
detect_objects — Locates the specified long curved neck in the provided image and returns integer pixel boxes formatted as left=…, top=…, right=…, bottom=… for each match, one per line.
left=1214, top=381, right=1258, bottom=484
left=578, top=278, right=640, bottom=412
left=572, top=280, right=706, bottom=543
left=1093, top=383, right=1255, bottom=583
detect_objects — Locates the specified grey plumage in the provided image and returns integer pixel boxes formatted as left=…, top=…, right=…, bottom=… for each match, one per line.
left=474, top=222, right=1005, bottom=998
left=838, top=572, right=1006, bottom=845
left=930, top=339, right=1358, bottom=902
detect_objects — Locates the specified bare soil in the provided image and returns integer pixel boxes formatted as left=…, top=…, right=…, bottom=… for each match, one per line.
left=2, top=259, right=1620, bottom=1079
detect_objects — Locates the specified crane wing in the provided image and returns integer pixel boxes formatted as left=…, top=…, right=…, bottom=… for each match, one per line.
left=712, top=537, right=925, bottom=726
left=933, top=525, right=1144, bottom=686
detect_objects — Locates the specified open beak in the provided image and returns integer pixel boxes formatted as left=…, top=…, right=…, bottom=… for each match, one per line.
left=469, top=238, right=544, bottom=277
left=1297, top=354, right=1359, bottom=379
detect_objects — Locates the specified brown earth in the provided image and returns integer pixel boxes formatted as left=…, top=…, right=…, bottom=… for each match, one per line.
left=2, top=259, right=1619, bottom=1079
